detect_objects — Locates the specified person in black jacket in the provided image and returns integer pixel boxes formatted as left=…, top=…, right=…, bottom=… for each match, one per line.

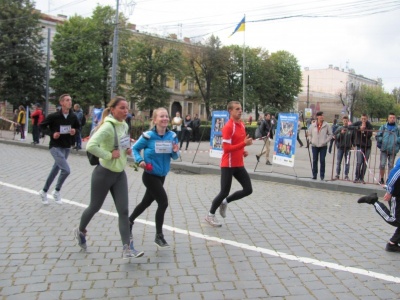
left=180, top=114, right=193, bottom=150
left=334, top=115, right=354, bottom=180
left=191, top=114, right=201, bottom=142
left=255, top=113, right=274, bottom=165
left=38, top=94, right=80, bottom=205
left=349, top=113, right=373, bottom=184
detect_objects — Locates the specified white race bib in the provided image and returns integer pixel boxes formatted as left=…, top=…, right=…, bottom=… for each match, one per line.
left=120, top=134, right=130, bottom=149
left=60, top=125, right=71, bottom=134
left=155, top=141, right=172, bottom=153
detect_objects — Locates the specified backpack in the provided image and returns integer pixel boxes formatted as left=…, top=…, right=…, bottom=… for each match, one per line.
left=87, top=122, right=118, bottom=166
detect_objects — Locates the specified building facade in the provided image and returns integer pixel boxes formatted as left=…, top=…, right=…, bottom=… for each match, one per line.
left=297, top=65, right=381, bottom=121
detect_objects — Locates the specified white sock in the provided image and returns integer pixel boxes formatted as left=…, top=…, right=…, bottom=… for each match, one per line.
left=222, top=199, right=228, bottom=205
left=208, top=212, right=214, bottom=216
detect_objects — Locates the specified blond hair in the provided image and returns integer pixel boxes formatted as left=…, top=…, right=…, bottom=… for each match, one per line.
left=150, top=107, right=169, bottom=129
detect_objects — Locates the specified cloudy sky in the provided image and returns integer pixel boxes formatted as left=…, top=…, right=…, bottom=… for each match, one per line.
left=34, top=0, right=400, bottom=93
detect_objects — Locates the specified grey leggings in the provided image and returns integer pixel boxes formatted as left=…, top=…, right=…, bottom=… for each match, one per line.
left=79, top=165, right=130, bottom=246
left=43, top=147, right=71, bottom=192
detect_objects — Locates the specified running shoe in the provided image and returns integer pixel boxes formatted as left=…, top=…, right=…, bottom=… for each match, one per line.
left=39, top=190, right=48, bottom=205
left=205, top=214, right=222, bottom=227
left=123, top=244, right=144, bottom=258
left=74, top=227, right=87, bottom=250
left=155, top=233, right=170, bottom=248
left=219, top=202, right=228, bottom=218
left=52, top=190, right=62, bottom=204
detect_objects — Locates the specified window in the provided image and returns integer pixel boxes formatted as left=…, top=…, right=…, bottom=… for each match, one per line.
left=174, top=77, right=180, bottom=91
left=200, top=104, right=205, bottom=116
left=188, top=80, right=194, bottom=91
left=187, top=102, right=193, bottom=115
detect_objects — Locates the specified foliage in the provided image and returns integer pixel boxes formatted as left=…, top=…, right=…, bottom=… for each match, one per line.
left=125, top=36, right=185, bottom=112
left=188, top=35, right=229, bottom=119
left=0, top=0, right=45, bottom=106
left=50, top=5, right=131, bottom=108
left=354, top=85, right=399, bottom=119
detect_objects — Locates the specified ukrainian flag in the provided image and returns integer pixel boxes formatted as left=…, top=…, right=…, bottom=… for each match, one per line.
left=229, top=16, right=245, bottom=37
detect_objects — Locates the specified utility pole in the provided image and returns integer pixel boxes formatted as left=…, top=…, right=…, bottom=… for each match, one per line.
left=306, top=75, right=310, bottom=108
left=45, top=27, right=51, bottom=116
left=110, top=0, right=120, bottom=100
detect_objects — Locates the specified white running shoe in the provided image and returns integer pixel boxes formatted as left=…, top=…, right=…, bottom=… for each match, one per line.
left=39, top=190, right=48, bottom=205
left=52, top=190, right=62, bottom=204
left=205, top=214, right=222, bottom=227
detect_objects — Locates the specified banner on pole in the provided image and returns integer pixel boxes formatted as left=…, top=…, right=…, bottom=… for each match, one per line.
left=272, top=113, right=299, bottom=167
left=209, top=110, right=229, bottom=158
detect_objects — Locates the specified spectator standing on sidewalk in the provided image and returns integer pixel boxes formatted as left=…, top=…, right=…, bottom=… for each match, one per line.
left=17, top=105, right=26, bottom=140
left=357, top=158, right=400, bottom=252
left=307, top=111, right=332, bottom=181
left=205, top=101, right=253, bottom=227
left=350, top=113, right=373, bottom=184
left=328, top=118, right=339, bottom=154
left=31, top=103, right=45, bottom=145
left=129, top=107, right=180, bottom=249
left=38, top=94, right=80, bottom=205
left=171, top=111, right=183, bottom=140
left=75, top=96, right=143, bottom=259
left=73, top=104, right=84, bottom=150
left=192, top=114, right=201, bottom=142
left=376, top=112, right=400, bottom=184
left=334, top=115, right=354, bottom=180
left=297, top=120, right=304, bottom=147
left=255, top=112, right=274, bottom=165
left=180, top=114, right=193, bottom=150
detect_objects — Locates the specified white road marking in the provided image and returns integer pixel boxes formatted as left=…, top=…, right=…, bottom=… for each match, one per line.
left=2, top=180, right=400, bottom=283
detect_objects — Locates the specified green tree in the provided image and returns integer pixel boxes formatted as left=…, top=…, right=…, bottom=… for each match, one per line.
left=188, top=35, right=229, bottom=119
left=356, top=86, right=398, bottom=119
left=125, top=37, right=185, bottom=114
left=0, top=0, right=45, bottom=106
left=265, top=50, right=302, bottom=112
left=50, top=5, right=130, bottom=108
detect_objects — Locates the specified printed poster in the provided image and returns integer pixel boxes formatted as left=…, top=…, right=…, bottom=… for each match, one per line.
left=209, top=110, right=229, bottom=158
left=91, top=107, right=104, bottom=131
left=272, top=113, right=299, bottom=167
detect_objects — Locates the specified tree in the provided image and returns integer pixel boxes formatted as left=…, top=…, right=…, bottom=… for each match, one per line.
left=188, top=35, right=229, bottom=119
left=0, top=0, right=45, bottom=106
left=265, top=50, right=302, bottom=112
left=125, top=36, right=185, bottom=114
left=50, top=5, right=131, bottom=108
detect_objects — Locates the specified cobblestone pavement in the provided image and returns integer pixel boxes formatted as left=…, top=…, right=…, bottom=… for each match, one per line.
left=1, top=139, right=400, bottom=299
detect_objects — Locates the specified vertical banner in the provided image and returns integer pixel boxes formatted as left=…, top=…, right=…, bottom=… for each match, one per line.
left=209, top=110, right=229, bottom=158
left=91, top=107, right=104, bottom=131
left=272, top=113, right=299, bottom=167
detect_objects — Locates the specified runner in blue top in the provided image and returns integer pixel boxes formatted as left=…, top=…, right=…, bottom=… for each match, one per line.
left=358, top=158, right=400, bottom=252
left=129, top=107, right=180, bottom=248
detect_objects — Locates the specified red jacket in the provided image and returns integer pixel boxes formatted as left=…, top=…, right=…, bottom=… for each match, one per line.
left=31, top=109, right=45, bottom=126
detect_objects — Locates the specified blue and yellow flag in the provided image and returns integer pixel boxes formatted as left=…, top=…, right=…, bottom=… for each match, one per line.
left=229, top=16, right=245, bottom=37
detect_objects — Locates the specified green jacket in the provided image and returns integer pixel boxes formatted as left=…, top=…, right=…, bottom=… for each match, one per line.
left=86, top=116, right=130, bottom=172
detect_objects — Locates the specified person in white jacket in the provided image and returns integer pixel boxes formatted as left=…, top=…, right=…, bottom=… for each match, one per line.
left=307, top=111, right=332, bottom=180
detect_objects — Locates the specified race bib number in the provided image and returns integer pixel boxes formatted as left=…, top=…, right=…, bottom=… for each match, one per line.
left=60, top=125, right=71, bottom=134
left=120, top=134, right=130, bottom=149
left=155, top=141, right=172, bottom=153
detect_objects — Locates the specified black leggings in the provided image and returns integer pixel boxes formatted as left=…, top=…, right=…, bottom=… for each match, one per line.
left=129, top=172, right=167, bottom=234
left=210, top=167, right=253, bottom=214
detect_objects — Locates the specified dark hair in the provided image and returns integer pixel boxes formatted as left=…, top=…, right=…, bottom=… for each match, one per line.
left=264, top=112, right=270, bottom=117
left=316, top=111, right=323, bottom=117
left=342, top=115, right=349, bottom=120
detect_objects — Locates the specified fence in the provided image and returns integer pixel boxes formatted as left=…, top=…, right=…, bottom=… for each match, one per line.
left=330, top=129, right=399, bottom=185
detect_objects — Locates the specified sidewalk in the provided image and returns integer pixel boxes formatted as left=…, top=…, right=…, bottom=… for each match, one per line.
left=0, top=128, right=386, bottom=197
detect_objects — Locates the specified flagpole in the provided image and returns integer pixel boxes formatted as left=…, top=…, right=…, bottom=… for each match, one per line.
left=242, top=14, right=246, bottom=113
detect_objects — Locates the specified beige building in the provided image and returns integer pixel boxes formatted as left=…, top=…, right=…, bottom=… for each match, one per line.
left=297, top=65, right=381, bottom=121
left=37, top=12, right=206, bottom=122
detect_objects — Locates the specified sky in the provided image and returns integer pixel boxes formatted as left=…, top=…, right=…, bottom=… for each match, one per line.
left=34, top=0, right=400, bottom=93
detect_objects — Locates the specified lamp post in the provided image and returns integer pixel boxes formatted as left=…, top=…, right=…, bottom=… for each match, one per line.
left=44, top=27, right=51, bottom=116
left=110, top=0, right=120, bottom=100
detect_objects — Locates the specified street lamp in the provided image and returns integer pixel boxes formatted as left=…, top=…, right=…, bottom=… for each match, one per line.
left=42, top=26, right=51, bottom=116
